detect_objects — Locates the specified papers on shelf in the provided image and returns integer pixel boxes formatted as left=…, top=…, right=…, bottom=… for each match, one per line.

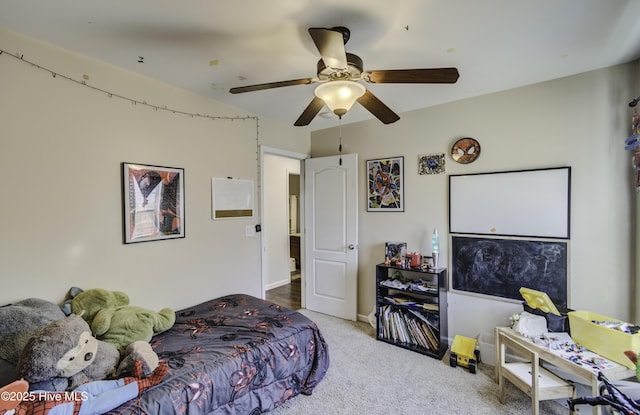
left=380, top=278, right=438, bottom=294
left=383, top=296, right=438, bottom=311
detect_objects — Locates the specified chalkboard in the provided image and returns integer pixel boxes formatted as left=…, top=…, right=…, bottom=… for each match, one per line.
left=451, top=236, right=568, bottom=307
left=449, top=167, right=571, bottom=238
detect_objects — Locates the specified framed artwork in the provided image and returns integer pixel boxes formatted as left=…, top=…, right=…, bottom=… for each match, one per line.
left=367, top=156, right=404, bottom=212
left=418, top=153, right=445, bottom=175
left=385, top=241, right=407, bottom=263
left=122, top=162, right=185, bottom=244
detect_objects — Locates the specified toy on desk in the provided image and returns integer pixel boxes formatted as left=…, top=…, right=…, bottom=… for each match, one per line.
left=519, top=287, right=561, bottom=316
left=449, top=335, right=480, bottom=374
left=512, top=311, right=548, bottom=339
left=567, top=351, right=640, bottom=414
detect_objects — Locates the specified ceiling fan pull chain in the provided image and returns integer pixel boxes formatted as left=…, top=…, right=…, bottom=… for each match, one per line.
left=338, top=116, right=343, bottom=165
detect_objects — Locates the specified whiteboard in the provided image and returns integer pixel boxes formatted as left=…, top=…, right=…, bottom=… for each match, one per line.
left=449, top=167, right=570, bottom=238
left=211, top=178, right=254, bottom=220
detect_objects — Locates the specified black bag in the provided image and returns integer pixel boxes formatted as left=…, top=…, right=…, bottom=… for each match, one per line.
left=523, top=302, right=572, bottom=333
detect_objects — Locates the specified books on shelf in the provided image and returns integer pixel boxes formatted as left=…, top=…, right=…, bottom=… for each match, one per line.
left=384, top=296, right=417, bottom=306
left=378, top=305, right=439, bottom=352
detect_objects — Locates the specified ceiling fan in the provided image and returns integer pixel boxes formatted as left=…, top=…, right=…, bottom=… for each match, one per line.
left=229, top=26, right=460, bottom=126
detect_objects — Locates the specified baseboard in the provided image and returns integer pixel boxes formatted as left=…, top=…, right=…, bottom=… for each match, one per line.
left=265, top=279, right=290, bottom=291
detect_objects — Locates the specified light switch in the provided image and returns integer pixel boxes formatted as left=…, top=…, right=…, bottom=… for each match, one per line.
left=245, top=225, right=256, bottom=237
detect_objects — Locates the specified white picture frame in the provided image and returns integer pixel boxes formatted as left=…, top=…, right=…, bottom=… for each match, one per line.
left=211, top=178, right=254, bottom=220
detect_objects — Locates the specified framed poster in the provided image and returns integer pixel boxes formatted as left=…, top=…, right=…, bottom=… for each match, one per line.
left=122, top=162, right=185, bottom=244
left=367, top=156, right=404, bottom=212
left=418, top=153, right=445, bottom=175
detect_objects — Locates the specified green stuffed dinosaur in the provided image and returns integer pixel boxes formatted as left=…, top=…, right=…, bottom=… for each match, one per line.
left=69, top=288, right=176, bottom=353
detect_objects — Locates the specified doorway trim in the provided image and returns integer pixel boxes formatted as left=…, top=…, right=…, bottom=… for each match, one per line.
left=259, top=146, right=309, bottom=305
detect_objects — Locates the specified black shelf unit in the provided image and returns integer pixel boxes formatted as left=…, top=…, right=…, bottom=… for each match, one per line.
left=376, top=263, right=448, bottom=359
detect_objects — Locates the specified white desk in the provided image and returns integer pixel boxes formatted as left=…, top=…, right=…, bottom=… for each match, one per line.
left=495, top=327, right=635, bottom=415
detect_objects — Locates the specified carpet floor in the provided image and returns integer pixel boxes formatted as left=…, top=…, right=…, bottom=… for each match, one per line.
left=269, top=309, right=569, bottom=415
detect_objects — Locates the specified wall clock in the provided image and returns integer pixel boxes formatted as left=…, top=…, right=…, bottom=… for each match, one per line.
left=451, top=137, right=481, bottom=164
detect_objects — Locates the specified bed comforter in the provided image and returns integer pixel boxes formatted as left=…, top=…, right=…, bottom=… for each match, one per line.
left=106, top=294, right=329, bottom=415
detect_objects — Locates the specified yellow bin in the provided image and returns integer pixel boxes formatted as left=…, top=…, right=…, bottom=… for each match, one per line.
left=568, top=310, right=640, bottom=369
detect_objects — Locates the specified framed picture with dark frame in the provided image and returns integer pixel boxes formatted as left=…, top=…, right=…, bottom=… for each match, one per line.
left=122, top=162, right=185, bottom=244
left=366, top=156, right=404, bottom=212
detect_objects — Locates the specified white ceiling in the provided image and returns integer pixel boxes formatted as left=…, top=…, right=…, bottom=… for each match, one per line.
left=1, top=0, right=640, bottom=131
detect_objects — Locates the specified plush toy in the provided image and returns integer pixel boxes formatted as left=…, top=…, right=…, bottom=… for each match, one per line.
left=0, top=360, right=169, bottom=415
left=16, top=315, right=120, bottom=390
left=68, top=289, right=129, bottom=326
left=69, top=289, right=175, bottom=353
left=59, top=287, right=84, bottom=317
left=114, top=341, right=159, bottom=378
left=0, top=299, right=66, bottom=366
left=0, top=299, right=67, bottom=387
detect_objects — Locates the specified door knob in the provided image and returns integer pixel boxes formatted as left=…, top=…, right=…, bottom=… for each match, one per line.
left=348, top=244, right=356, bottom=250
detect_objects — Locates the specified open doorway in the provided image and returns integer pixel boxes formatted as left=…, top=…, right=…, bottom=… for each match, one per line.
left=288, top=172, right=301, bottom=279
left=261, top=147, right=306, bottom=310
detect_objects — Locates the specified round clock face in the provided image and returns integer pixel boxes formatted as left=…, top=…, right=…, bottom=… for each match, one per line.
left=451, top=137, right=481, bottom=164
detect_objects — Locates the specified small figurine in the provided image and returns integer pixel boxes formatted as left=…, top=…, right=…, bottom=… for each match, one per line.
left=509, top=313, right=520, bottom=330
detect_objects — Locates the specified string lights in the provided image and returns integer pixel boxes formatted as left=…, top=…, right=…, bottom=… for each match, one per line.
left=1, top=46, right=264, bottom=217
left=0, top=47, right=258, bottom=124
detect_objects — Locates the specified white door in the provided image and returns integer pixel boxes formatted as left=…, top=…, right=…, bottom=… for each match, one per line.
left=304, top=154, right=358, bottom=320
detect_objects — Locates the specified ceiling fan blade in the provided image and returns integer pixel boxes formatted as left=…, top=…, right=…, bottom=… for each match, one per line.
left=294, top=97, right=325, bottom=126
left=364, top=68, right=459, bottom=84
left=357, top=90, right=400, bottom=125
left=308, top=28, right=348, bottom=70
left=229, top=78, right=315, bottom=94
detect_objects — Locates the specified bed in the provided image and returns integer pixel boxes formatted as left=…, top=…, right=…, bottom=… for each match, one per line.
left=106, top=293, right=330, bottom=415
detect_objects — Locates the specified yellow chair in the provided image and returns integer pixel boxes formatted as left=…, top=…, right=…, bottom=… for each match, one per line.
left=497, top=331, right=576, bottom=415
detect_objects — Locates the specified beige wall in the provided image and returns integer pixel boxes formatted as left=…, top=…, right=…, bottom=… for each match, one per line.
left=311, top=62, right=638, bottom=359
left=3, top=26, right=638, bottom=358
left=0, top=28, right=310, bottom=310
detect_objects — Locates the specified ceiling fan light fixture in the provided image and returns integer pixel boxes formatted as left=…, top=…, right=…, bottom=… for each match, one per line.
left=314, top=81, right=365, bottom=117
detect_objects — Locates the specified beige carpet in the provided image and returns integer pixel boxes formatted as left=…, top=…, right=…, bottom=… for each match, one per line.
left=269, top=309, right=569, bottom=415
